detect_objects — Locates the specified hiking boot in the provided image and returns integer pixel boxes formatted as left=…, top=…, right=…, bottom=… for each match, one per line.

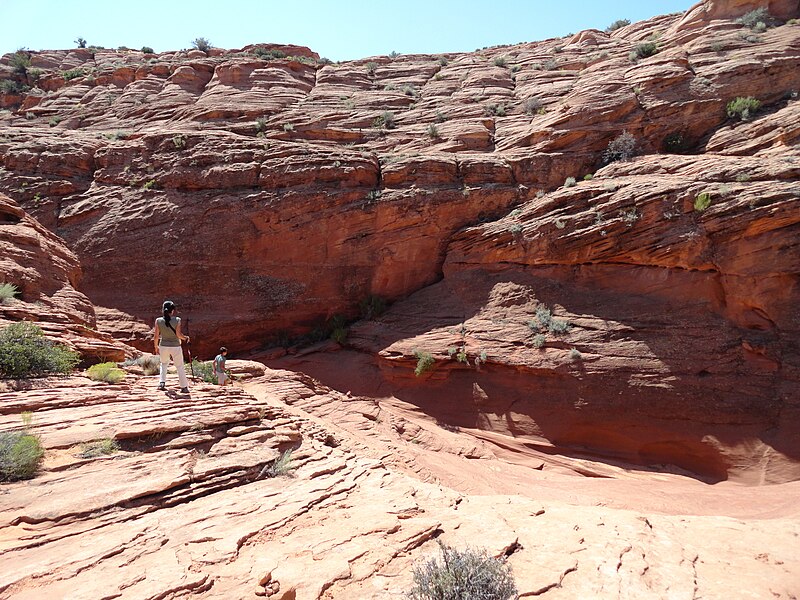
left=180, top=387, right=190, bottom=394
left=157, top=382, right=166, bottom=391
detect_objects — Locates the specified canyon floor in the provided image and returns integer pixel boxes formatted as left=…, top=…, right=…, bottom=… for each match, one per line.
left=0, top=358, right=797, bottom=600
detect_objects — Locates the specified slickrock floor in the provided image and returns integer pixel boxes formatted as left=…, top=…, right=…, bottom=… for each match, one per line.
left=1, top=367, right=798, bottom=599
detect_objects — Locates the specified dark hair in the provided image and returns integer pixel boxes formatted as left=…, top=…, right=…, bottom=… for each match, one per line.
left=220, top=346, right=227, bottom=353
left=162, top=300, right=177, bottom=335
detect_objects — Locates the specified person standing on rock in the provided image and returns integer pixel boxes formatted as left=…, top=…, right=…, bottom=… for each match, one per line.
left=153, top=300, right=190, bottom=393
left=213, top=346, right=228, bottom=385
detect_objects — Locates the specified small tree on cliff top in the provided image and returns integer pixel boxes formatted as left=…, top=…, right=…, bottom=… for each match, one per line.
left=192, top=37, right=211, bottom=53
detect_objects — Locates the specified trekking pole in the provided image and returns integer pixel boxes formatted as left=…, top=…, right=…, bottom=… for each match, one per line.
left=185, top=317, right=195, bottom=379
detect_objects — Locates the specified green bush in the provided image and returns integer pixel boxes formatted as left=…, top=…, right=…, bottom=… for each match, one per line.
left=77, top=438, right=119, bottom=459
left=0, top=429, right=44, bottom=482
left=0, top=282, right=19, bottom=303
left=87, top=362, right=126, bottom=383
left=0, top=322, right=80, bottom=379
left=259, top=449, right=294, bottom=478
left=662, top=131, right=689, bottom=154
left=564, top=177, right=576, bottom=188
left=603, top=130, right=637, bottom=163
left=694, top=192, right=712, bottom=211
left=427, top=124, right=440, bottom=139
left=0, top=79, right=28, bottom=94
left=253, top=47, right=286, bottom=60
left=191, top=37, right=211, bottom=52
left=736, top=8, right=777, bottom=30
left=62, top=68, right=87, bottom=81
left=629, top=41, right=658, bottom=61
left=365, top=61, right=378, bottom=76
left=359, top=295, right=387, bottom=320
left=484, top=103, right=507, bottom=117
left=606, top=19, right=631, bottom=32
left=189, top=359, right=216, bottom=383
left=726, top=96, right=760, bottom=121
left=141, top=46, right=155, bottom=54
left=414, top=350, right=435, bottom=377
left=492, top=56, right=507, bottom=68
left=529, top=306, right=570, bottom=335
left=373, top=111, right=396, bottom=129
left=9, top=51, right=31, bottom=75
left=408, top=541, right=517, bottom=600
left=523, top=96, right=542, bottom=115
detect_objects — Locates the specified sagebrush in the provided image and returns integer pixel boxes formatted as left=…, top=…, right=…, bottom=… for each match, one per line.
left=408, top=541, right=517, bottom=600
left=0, top=322, right=80, bottom=379
left=0, top=428, right=44, bottom=482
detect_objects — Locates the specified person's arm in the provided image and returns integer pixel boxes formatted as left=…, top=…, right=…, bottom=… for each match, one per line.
left=153, top=320, right=160, bottom=353
left=175, top=321, right=190, bottom=343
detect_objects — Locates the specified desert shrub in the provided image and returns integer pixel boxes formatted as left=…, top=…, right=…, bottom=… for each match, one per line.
left=603, top=130, right=637, bottom=163
left=408, top=541, right=517, bottom=600
left=191, top=37, right=211, bottom=52
left=141, top=46, right=154, bottom=54
left=726, top=96, right=760, bottom=121
left=531, top=334, right=546, bottom=348
left=662, top=131, right=689, bottom=154
left=189, top=359, right=216, bottom=383
left=492, top=56, right=507, bottom=68
left=570, top=348, right=582, bottom=360
left=542, top=58, right=559, bottom=70
left=373, top=111, right=396, bottom=129
left=529, top=306, right=570, bottom=335
left=122, top=354, right=161, bottom=375
left=0, top=429, right=44, bottom=481
left=329, top=315, right=348, bottom=345
left=629, top=41, right=658, bottom=61
left=87, top=362, right=126, bottom=383
left=62, top=68, right=87, bottom=81
left=0, top=322, right=80, bottom=379
left=736, top=8, right=778, bottom=30
left=484, top=103, right=507, bottom=117
left=259, top=449, right=294, bottom=478
left=694, top=192, right=712, bottom=211
left=0, top=79, right=28, bottom=94
left=365, top=61, right=378, bottom=75
left=427, top=124, right=440, bottom=139
left=0, top=282, right=19, bottom=303
left=359, top=295, right=387, bottom=320
left=77, top=438, right=119, bottom=459
left=606, top=19, right=631, bottom=32
left=253, top=47, right=286, bottom=60
left=9, top=51, right=31, bottom=75
left=563, top=177, right=576, bottom=188
left=523, top=96, right=542, bottom=115
left=401, top=84, right=418, bottom=97
left=142, top=179, right=156, bottom=190
left=75, top=37, right=87, bottom=48
left=414, top=350, right=435, bottom=377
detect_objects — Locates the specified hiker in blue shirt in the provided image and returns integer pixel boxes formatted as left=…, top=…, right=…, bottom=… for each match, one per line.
left=213, top=347, right=228, bottom=385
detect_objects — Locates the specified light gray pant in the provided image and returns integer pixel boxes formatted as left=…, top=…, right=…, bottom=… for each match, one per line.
left=159, top=345, right=189, bottom=388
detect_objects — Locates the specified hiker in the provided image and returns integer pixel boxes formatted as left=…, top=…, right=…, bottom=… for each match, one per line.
left=153, top=300, right=190, bottom=393
left=213, top=346, right=228, bottom=385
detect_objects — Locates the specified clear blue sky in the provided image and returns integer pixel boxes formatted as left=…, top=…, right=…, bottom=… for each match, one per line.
left=1, top=1, right=697, bottom=61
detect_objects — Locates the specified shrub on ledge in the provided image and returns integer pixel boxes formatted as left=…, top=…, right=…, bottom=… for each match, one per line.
left=0, top=322, right=80, bottom=379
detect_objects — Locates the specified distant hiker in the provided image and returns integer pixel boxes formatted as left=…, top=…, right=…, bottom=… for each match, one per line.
left=153, top=300, right=190, bottom=393
left=213, top=346, right=228, bottom=385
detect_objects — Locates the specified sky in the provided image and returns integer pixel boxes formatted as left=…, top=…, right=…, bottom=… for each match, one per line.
left=0, top=1, right=698, bottom=61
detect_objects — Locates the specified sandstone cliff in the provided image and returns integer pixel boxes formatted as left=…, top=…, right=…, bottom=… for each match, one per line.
left=1, top=1, right=799, bottom=598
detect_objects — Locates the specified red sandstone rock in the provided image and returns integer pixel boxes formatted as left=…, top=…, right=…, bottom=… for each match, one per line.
left=0, top=193, right=133, bottom=361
